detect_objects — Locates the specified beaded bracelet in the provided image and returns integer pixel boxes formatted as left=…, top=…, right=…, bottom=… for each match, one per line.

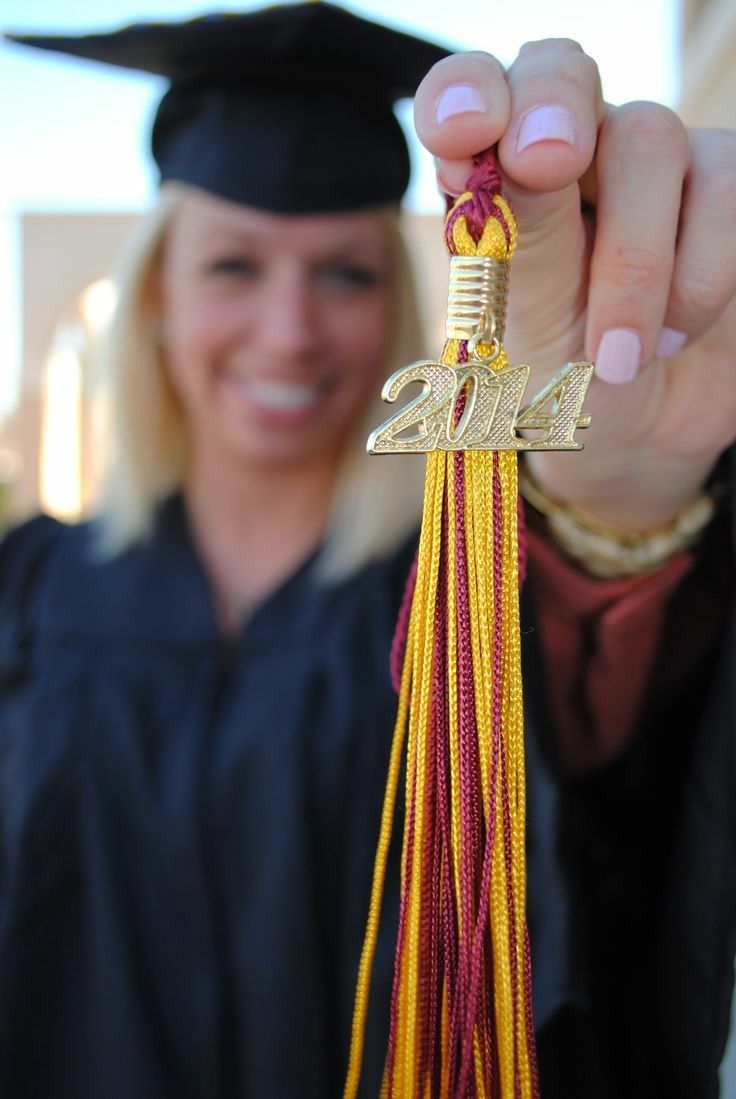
left=519, top=466, right=717, bottom=578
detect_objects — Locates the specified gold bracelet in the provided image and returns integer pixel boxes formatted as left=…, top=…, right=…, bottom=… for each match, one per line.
left=519, top=466, right=717, bottom=579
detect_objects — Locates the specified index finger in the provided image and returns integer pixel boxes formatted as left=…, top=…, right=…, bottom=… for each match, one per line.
left=414, top=44, right=606, bottom=197
left=414, top=51, right=510, bottom=195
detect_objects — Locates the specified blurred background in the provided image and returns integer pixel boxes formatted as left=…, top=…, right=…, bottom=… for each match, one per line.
left=0, top=0, right=733, bottom=527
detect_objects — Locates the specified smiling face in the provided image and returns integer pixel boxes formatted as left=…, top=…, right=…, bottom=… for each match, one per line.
left=154, top=190, right=396, bottom=474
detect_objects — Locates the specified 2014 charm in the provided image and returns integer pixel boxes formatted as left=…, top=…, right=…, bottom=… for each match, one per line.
left=367, top=358, right=593, bottom=453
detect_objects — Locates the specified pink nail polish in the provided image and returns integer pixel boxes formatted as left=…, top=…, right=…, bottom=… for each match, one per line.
left=436, top=165, right=464, bottom=197
left=435, top=84, right=486, bottom=125
left=656, top=327, right=687, bottom=359
left=516, top=105, right=577, bottom=152
left=595, top=328, right=642, bottom=385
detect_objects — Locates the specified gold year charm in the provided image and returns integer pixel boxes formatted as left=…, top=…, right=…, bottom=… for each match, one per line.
left=367, top=359, right=594, bottom=455
left=367, top=255, right=593, bottom=455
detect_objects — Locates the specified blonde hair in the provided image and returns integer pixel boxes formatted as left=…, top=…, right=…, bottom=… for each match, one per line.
left=95, top=182, right=427, bottom=580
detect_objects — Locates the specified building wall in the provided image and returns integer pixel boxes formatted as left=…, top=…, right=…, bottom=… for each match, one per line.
left=678, top=0, right=736, bottom=126
left=9, top=213, right=139, bottom=521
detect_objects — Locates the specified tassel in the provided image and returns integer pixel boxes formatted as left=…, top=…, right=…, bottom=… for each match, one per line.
left=345, top=149, right=592, bottom=1098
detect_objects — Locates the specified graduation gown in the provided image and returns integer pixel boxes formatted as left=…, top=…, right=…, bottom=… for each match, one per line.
left=531, top=452, right=736, bottom=1099
left=0, top=495, right=569, bottom=1098
left=0, top=479, right=732, bottom=1098
left=0, top=496, right=400, bottom=1098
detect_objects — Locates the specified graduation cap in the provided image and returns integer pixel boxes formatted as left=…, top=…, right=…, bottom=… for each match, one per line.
left=7, top=2, right=450, bottom=213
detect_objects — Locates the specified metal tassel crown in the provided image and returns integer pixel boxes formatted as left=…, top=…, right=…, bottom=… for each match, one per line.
left=445, top=255, right=509, bottom=344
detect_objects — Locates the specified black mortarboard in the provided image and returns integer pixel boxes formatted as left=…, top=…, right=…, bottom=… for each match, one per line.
left=7, top=3, right=449, bottom=213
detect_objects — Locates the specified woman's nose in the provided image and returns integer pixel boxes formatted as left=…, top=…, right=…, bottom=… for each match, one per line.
left=253, top=268, right=319, bottom=360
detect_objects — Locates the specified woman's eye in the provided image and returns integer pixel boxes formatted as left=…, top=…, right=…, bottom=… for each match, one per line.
left=207, top=256, right=258, bottom=278
left=318, top=263, right=382, bottom=290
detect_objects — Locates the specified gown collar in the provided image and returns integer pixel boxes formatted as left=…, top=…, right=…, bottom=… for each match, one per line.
left=39, top=494, right=323, bottom=648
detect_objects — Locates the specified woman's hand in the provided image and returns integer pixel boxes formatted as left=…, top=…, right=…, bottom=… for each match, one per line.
left=414, top=43, right=736, bottom=529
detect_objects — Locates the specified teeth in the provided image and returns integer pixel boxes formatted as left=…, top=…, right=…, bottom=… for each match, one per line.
left=234, top=377, right=323, bottom=412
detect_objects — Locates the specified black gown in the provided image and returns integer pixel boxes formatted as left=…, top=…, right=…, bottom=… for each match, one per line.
left=532, top=456, right=736, bottom=1099
left=0, top=501, right=413, bottom=1099
left=0, top=495, right=569, bottom=1098
left=1, top=482, right=733, bottom=1099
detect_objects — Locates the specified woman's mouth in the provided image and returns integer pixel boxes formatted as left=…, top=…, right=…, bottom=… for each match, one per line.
left=222, top=373, right=329, bottom=424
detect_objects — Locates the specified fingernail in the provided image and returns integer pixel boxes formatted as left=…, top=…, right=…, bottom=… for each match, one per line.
left=516, top=105, right=577, bottom=152
left=436, top=165, right=464, bottom=197
left=435, top=84, right=486, bottom=125
left=595, top=328, right=642, bottom=385
left=656, top=326, right=687, bottom=359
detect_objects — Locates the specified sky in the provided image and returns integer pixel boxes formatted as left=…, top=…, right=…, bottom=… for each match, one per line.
left=0, top=0, right=680, bottom=414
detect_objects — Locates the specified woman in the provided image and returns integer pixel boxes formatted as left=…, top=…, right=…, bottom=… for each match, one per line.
left=2, top=9, right=443, bottom=1098
left=3, top=4, right=736, bottom=1097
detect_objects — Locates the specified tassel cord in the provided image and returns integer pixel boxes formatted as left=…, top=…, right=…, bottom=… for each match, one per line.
left=345, top=150, right=538, bottom=1099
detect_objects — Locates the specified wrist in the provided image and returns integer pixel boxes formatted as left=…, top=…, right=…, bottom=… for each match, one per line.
left=523, top=449, right=718, bottom=531
left=519, top=461, right=721, bottom=579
